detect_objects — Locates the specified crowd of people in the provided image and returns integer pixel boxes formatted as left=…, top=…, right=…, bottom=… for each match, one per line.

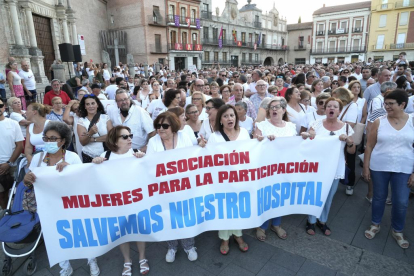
left=0, top=52, right=413, bottom=276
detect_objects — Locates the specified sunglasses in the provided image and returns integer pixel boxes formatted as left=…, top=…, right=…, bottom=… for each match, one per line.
left=187, top=111, right=199, bottom=115
left=119, top=134, right=133, bottom=140
left=221, top=75, right=226, bottom=77
left=42, top=136, right=62, bottom=142
left=0, top=104, right=4, bottom=108
left=155, top=123, right=171, bottom=129
left=205, top=106, right=215, bottom=111
left=83, top=94, right=96, bottom=98
left=318, top=101, right=325, bottom=106
left=329, top=131, right=335, bottom=136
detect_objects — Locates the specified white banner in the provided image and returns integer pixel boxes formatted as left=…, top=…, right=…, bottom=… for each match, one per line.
left=33, top=136, right=341, bottom=266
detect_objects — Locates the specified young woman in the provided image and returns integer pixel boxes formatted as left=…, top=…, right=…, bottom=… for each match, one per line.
left=185, top=104, right=202, bottom=138
left=285, top=87, right=306, bottom=134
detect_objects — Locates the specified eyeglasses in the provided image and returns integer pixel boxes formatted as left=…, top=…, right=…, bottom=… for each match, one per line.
left=383, top=102, right=397, bottom=107
left=0, top=104, right=4, bottom=108
left=187, top=110, right=199, bottom=115
left=53, top=102, right=63, bottom=105
left=155, top=123, right=171, bottom=129
left=302, top=99, right=310, bottom=103
left=205, top=106, right=215, bottom=111
left=318, top=101, right=325, bottom=106
left=42, top=136, right=62, bottom=142
left=195, top=84, right=204, bottom=87
left=119, top=134, right=133, bottom=140
left=257, top=84, right=267, bottom=87
left=192, top=98, right=202, bottom=101
left=116, top=98, right=129, bottom=103
left=221, top=75, right=226, bottom=77
left=222, top=90, right=230, bottom=93
left=269, top=105, right=282, bottom=110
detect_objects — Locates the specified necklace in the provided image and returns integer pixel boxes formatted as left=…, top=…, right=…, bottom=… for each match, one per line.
left=161, top=134, right=175, bottom=151
left=44, top=148, right=66, bottom=166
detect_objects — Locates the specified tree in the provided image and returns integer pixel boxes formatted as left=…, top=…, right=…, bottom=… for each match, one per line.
left=298, top=16, right=301, bottom=23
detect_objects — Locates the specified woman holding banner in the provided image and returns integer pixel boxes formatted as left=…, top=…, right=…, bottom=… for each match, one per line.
left=208, top=104, right=250, bottom=254
left=253, top=97, right=296, bottom=241
left=199, top=98, right=225, bottom=140
left=23, top=121, right=100, bottom=276
left=146, top=112, right=199, bottom=263
left=301, top=98, right=355, bottom=236
left=92, top=126, right=148, bottom=275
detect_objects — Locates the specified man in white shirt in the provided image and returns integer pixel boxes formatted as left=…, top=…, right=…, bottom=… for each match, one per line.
left=246, top=70, right=266, bottom=97
left=19, top=60, right=36, bottom=102
left=370, top=82, right=397, bottom=114
left=0, top=99, right=24, bottom=208
left=351, top=66, right=363, bottom=81
left=107, top=90, right=155, bottom=151
left=105, top=78, right=120, bottom=100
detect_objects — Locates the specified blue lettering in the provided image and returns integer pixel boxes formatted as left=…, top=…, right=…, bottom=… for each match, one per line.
left=169, top=202, right=184, bottom=229
left=257, top=188, right=264, bottom=216
left=271, top=183, right=280, bottom=208
left=194, top=196, right=205, bottom=224
left=264, top=185, right=271, bottom=211
left=118, top=215, right=138, bottom=236
left=316, top=182, right=323, bottom=207
left=183, top=199, right=196, bottom=227
left=290, top=182, right=297, bottom=205
left=215, top=193, right=225, bottom=219
left=239, top=192, right=251, bottom=218
left=204, top=194, right=215, bottom=221
left=303, top=182, right=315, bottom=205
left=107, top=217, right=120, bottom=242
left=150, top=205, right=164, bottom=232
left=296, top=182, right=306, bottom=204
left=84, top=219, right=98, bottom=247
left=280, top=182, right=291, bottom=206
left=73, top=219, right=88, bottom=248
left=226, top=192, right=238, bottom=219
left=138, top=209, right=151, bottom=234
left=57, top=220, right=73, bottom=249
left=93, top=218, right=108, bottom=245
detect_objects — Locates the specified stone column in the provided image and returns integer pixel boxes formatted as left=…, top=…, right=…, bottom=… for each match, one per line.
left=324, top=19, right=329, bottom=52
left=62, top=18, right=70, bottom=43
left=362, top=15, right=368, bottom=50
left=24, top=7, right=37, bottom=48
left=312, top=21, right=316, bottom=53
left=9, top=0, right=24, bottom=46
left=71, top=23, right=78, bottom=45
left=348, top=17, right=353, bottom=52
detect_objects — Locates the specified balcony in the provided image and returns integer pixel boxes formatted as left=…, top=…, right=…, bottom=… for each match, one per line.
left=390, top=43, right=414, bottom=49
left=168, top=43, right=203, bottom=51
left=311, top=46, right=366, bottom=54
left=201, top=59, right=231, bottom=64
left=149, top=44, right=167, bottom=54
left=395, top=0, right=414, bottom=8
left=328, top=28, right=348, bottom=35
left=253, top=21, right=262, bottom=28
left=294, top=45, right=306, bottom=51
left=167, top=15, right=200, bottom=28
left=241, top=60, right=263, bottom=65
left=374, top=3, right=393, bottom=10
left=201, top=11, right=212, bottom=19
left=353, top=27, right=363, bottom=33
left=316, top=31, right=325, bottom=36
left=371, top=45, right=388, bottom=50
left=147, top=15, right=166, bottom=26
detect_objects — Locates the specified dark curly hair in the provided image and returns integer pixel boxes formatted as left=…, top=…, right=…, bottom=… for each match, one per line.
left=78, top=95, right=106, bottom=118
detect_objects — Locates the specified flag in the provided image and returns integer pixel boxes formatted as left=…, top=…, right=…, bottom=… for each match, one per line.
left=257, top=32, right=262, bottom=46
left=218, top=26, right=223, bottom=49
left=232, top=29, right=237, bottom=43
left=174, top=15, right=180, bottom=27
left=196, top=18, right=200, bottom=29
left=186, top=17, right=191, bottom=27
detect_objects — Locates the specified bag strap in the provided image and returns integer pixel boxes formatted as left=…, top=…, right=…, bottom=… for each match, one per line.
left=313, top=111, right=316, bottom=121
left=299, top=104, right=306, bottom=114
left=37, top=152, right=45, bottom=167
left=340, top=104, right=352, bottom=121
left=346, top=123, right=349, bottom=135
left=105, top=151, right=111, bottom=160
left=133, top=149, right=138, bottom=153
left=88, top=112, right=101, bottom=132
left=219, top=129, right=231, bottom=142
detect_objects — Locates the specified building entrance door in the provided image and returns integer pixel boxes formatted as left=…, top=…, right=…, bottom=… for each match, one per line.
left=231, top=56, right=238, bottom=67
left=174, top=57, right=186, bottom=71
left=33, top=14, right=55, bottom=81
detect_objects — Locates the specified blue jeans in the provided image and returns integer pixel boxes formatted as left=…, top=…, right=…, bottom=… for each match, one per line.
left=0, top=89, right=5, bottom=100
left=371, top=170, right=411, bottom=232
left=308, top=178, right=340, bottom=224
left=28, top=89, right=37, bottom=101
left=260, top=217, right=281, bottom=229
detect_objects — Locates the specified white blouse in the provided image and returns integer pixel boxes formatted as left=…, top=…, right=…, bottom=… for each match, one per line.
left=77, top=114, right=110, bottom=158
left=286, top=104, right=306, bottom=134
left=208, top=127, right=250, bottom=144
left=355, top=97, right=366, bottom=123
left=256, top=119, right=297, bottom=137
left=146, top=132, right=193, bottom=154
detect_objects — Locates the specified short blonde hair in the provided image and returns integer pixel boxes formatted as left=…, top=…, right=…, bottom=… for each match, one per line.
left=51, top=96, right=63, bottom=105
left=333, top=87, right=354, bottom=105
left=7, top=97, right=19, bottom=108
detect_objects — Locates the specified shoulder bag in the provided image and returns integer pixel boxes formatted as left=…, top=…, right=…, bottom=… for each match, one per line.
left=340, top=103, right=365, bottom=146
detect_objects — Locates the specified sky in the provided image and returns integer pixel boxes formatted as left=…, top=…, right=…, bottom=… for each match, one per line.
left=211, top=0, right=370, bottom=24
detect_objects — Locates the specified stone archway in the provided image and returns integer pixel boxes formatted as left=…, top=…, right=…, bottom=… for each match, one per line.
left=278, top=58, right=284, bottom=65
left=263, top=56, right=274, bottom=66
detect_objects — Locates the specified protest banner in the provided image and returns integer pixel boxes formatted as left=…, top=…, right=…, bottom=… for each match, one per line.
left=33, top=136, right=341, bottom=266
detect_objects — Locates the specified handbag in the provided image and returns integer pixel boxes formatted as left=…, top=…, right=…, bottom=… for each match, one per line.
left=340, top=102, right=365, bottom=146
left=340, top=124, right=351, bottom=185
left=22, top=152, right=44, bottom=213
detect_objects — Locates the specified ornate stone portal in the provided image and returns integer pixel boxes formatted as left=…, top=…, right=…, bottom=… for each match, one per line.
left=100, top=30, right=128, bottom=69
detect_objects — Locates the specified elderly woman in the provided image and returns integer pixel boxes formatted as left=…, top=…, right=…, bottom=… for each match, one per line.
left=169, top=107, right=197, bottom=145
left=25, top=103, right=51, bottom=166
left=220, top=85, right=232, bottom=103
left=253, top=98, right=296, bottom=241
left=92, top=126, right=148, bottom=275
left=235, top=101, right=253, bottom=135
left=46, top=96, right=65, bottom=122
left=199, top=98, right=225, bottom=140
left=210, top=81, right=221, bottom=98
left=7, top=62, right=27, bottom=109
left=23, top=121, right=100, bottom=276
left=77, top=88, right=88, bottom=101
left=311, top=79, right=324, bottom=108
left=8, top=97, right=30, bottom=139
left=300, top=90, right=316, bottom=113
left=146, top=112, right=198, bottom=263
left=185, top=104, right=202, bottom=138
left=335, top=87, right=358, bottom=195
left=302, top=98, right=356, bottom=235
left=191, top=91, right=207, bottom=120
left=63, top=99, right=83, bottom=158
left=300, top=92, right=330, bottom=133
left=363, top=90, right=414, bottom=249
left=285, top=87, right=306, bottom=134
left=208, top=105, right=250, bottom=254
left=77, top=95, right=113, bottom=163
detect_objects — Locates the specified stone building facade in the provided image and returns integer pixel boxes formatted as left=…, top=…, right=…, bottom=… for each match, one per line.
left=200, top=0, right=288, bottom=68
left=286, top=22, right=312, bottom=64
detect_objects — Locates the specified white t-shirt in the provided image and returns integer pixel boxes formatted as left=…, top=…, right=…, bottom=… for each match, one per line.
left=179, top=125, right=198, bottom=145
left=199, top=119, right=213, bottom=140
left=77, top=114, right=110, bottom=157
left=29, top=150, right=82, bottom=171
left=105, top=85, right=119, bottom=100
left=355, top=97, right=366, bottom=123
left=208, top=127, right=250, bottom=144
left=301, top=111, right=326, bottom=130
left=140, top=92, right=151, bottom=110
left=100, top=148, right=136, bottom=160
left=10, top=111, right=27, bottom=138
left=239, top=116, right=253, bottom=135
left=0, top=118, right=24, bottom=163
left=256, top=120, right=297, bottom=137
left=147, top=99, right=166, bottom=120
left=351, top=73, right=363, bottom=81
left=103, top=69, right=110, bottom=81
left=146, top=132, right=193, bottom=154
left=286, top=104, right=306, bottom=134
left=310, top=120, right=354, bottom=179
left=405, top=95, right=414, bottom=114
left=339, top=102, right=358, bottom=123
left=18, top=69, right=36, bottom=90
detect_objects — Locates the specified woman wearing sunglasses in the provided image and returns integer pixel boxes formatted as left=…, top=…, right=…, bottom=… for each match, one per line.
left=253, top=98, right=296, bottom=242
left=23, top=121, right=101, bottom=276
left=77, top=94, right=113, bottom=163
left=91, top=126, right=148, bottom=275
left=146, top=112, right=198, bottom=263
left=301, top=98, right=355, bottom=236
left=300, top=92, right=330, bottom=133
left=331, top=80, right=339, bottom=91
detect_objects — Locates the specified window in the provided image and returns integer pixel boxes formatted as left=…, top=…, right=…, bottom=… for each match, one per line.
left=255, top=15, right=259, bottom=22
left=249, top=33, right=253, bottom=42
left=181, top=7, right=186, bottom=18
left=249, top=53, right=252, bottom=62
left=352, top=39, right=360, bottom=51
left=242, top=53, right=246, bottom=62
left=203, top=27, right=209, bottom=39
left=295, top=58, right=306, bottom=64
left=255, top=34, right=259, bottom=43
left=223, top=52, right=227, bottom=62
left=222, top=29, right=227, bottom=41
left=340, top=21, right=347, bottom=29
left=153, top=6, right=160, bottom=23
left=329, top=41, right=335, bottom=51
left=169, top=5, right=175, bottom=16
left=400, top=12, right=409, bottom=26
left=213, top=28, right=218, bottom=41
left=381, top=0, right=388, bottom=9
left=317, top=41, right=323, bottom=51
left=376, top=35, right=384, bottom=49
left=299, top=36, right=304, bottom=47
left=281, top=38, right=284, bottom=46
left=379, top=15, right=387, bottom=27
left=397, top=33, right=406, bottom=47
left=355, top=20, right=362, bottom=28
left=403, top=0, right=409, bottom=6
left=339, top=40, right=346, bottom=51
left=182, top=32, right=187, bottom=45
left=241, top=32, right=246, bottom=43
left=330, top=22, right=337, bottom=31
left=203, top=3, right=209, bottom=11
left=318, top=24, right=324, bottom=32
left=170, top=31, right=177, bottom=44
left=214, top=52, right=219, bottom=61
left=191, top=9, right=196, bottom=20
left=204, top=51, right=210, bottom=62
left=374, top=56, right=384, bottom=62
left=192, top=33, right=197, bottom=44
left=255, top=54, right=258, bottom=62
left=155, top=34, right=161, bottom=52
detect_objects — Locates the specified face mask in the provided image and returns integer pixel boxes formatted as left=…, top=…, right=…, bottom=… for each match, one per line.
left=44, top=142, right=61, bottom=154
